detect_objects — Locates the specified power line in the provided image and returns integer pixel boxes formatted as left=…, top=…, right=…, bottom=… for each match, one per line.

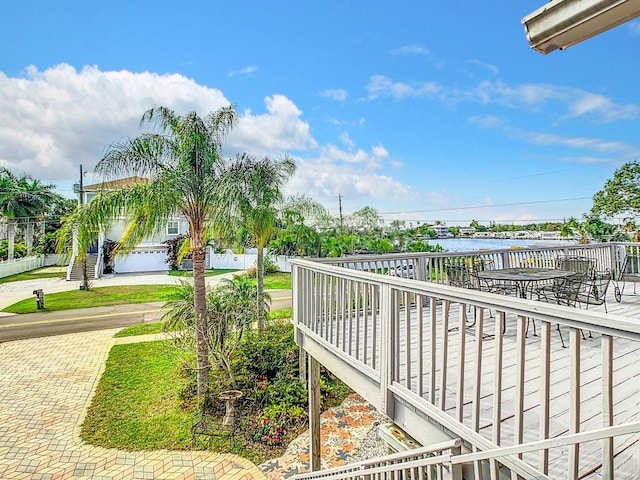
left=379, top=197, right=592, bottom=216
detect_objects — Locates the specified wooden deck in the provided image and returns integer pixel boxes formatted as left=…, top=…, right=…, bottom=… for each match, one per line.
left=292, top=247, right=640, bottom=480
left=395, top=293, right=640, bottom=478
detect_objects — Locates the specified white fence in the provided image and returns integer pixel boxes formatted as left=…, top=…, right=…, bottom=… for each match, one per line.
left=0, top=256, right=44, bottom=278
left=207, top=251, right=292, bottom=272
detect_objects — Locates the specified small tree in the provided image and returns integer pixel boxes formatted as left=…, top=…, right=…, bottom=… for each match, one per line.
left=163, top=276, right=269, bottom=390
left=591, top=161, right=640, bottom=220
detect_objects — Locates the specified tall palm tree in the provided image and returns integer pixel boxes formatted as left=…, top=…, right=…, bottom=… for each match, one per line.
left=58, top=106, right=237, bottom=397
left=219, top=154, right=296, bottom=332
left=0, top=168, right=58, bottom=260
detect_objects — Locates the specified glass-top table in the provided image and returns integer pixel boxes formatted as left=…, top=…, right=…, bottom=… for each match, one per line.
left=476, top=267, right=577, bottom=299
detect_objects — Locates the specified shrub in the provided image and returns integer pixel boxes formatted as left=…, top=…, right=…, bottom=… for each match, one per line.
left=236, top=321, right=297, bottom=380
left=0, top=240, right=27, bottom=260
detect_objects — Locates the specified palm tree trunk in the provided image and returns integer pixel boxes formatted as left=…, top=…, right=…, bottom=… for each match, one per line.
left=256, top=240, right=266, bottom=333
left=192, top=241, right=210, bottom=398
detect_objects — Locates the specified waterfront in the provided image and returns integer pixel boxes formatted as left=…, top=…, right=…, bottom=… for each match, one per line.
left=430, top=237, right=577, bottom=252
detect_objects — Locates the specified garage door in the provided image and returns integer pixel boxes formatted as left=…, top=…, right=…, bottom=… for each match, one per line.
left=114, top=249, right=169, bottom=273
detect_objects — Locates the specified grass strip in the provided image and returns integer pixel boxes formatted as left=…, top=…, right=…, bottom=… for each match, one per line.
left=0, top=267, right=66, bottom=284
left=114, top=322, right=166, bottom=337
left=2, top=285, right=180, bottom=314
left=244, top=272, right=291, bottom=290
left=114, top=307, right=293, bottom=338
left=81, top=341, right=195, bottom=449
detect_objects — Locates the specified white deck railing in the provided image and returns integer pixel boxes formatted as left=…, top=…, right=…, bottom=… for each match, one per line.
left=292, top=242, right=640, bottom=479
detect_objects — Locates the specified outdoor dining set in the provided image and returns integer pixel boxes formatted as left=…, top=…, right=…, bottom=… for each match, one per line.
left=444, top=254, right=640, bottom=346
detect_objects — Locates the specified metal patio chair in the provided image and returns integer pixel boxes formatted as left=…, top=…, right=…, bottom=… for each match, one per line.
left=576, top=269, right=612, bottom=313
left=613, top=254, right=640, bottom=302
left=536, top=274, right=585, bottom=348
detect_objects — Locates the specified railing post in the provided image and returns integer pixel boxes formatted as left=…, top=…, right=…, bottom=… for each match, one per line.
left=447, top=445, right=463, bottom=480
left=500, top=250, right=510, bottom=269
left=379, top=283, right=395, bottom=417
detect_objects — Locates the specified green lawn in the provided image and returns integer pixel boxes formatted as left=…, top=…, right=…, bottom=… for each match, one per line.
left=0, top=266, right=66, bottom=284
left=245, top=272, right=291, bottom=290
left=81, top=342, right=202, bottom=450
left=2, top=285, right=181, bottom=314
left=114, top=322, right=166, bottom=338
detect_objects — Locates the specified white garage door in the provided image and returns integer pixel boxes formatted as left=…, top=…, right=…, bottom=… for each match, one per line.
left=114, top=250, right=169, bottom=273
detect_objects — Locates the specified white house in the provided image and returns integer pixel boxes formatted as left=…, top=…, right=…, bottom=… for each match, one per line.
left=68, top=177, right=191, bottom=278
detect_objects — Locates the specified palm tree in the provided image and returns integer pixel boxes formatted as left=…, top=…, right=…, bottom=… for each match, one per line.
left=0, top=168, right=58, bottom=260
left=58, top=106, right=237, bottom=397
left=218, top=154, right=296, bottom=333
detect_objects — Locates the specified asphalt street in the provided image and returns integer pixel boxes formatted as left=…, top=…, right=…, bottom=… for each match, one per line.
left=0, top=278, right=292, bottom=342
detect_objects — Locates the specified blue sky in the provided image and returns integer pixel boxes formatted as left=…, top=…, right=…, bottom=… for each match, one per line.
left=1, top=1, right=639, bottom=226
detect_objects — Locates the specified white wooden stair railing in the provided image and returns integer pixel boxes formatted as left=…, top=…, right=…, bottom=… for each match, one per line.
left=291, top=439, right=464, bottom=480
left=291, top=422, right=640, bottom=480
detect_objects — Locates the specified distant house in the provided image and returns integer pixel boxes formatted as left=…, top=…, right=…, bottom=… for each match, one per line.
left=431, top=225, right=449, bottom=238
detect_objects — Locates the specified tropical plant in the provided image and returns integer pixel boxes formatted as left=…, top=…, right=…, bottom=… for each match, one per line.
left=348, top=205, right=383, bottom=233
left=218, top=154, right=296, bottom=333
left=162, top=276, right=269, bottom=389
left=57, top=105, right=237, bottom=397
left=0, top=168, right=59, bottom=259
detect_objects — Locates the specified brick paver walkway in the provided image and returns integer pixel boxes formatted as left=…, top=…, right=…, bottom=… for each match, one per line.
left=0, top=329, right=265, bottom=480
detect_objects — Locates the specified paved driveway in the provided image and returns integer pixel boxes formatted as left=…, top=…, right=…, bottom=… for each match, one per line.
left=0, top=328, right=265, bottom=479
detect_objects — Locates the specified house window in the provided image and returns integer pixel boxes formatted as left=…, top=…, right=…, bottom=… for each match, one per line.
left=167, top=221, right=179, bottom=235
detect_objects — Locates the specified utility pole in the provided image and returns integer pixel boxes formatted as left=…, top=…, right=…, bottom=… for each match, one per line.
left=338, top=194, right=344, bottom=230
left=79, top=164, right=89, bottom=290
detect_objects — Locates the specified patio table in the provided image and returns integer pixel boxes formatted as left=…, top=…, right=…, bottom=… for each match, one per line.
left=476, top=267, right=576, bottom=300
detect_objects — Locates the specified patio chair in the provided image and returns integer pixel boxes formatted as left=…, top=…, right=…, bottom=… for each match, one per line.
left=536, top=275, right=585, bottom=348
left=444, top=264, right=479, bottom=330
left=555, top=255, right=596, bottom=280
left=445, top=264, right=473, bottom=289
left=613, top=255, right=640, bottom=302
left=575, top=269, right=612, bottom=313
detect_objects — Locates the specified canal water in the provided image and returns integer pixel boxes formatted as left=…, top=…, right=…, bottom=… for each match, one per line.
left=430, top=238, right=577, bottom=252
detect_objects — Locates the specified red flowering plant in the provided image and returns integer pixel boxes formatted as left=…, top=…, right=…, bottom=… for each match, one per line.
left=254, top=416, right=285, bottom=446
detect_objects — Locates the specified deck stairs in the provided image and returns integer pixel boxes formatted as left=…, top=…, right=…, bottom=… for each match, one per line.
left=67, top=254, right=98, bottom=281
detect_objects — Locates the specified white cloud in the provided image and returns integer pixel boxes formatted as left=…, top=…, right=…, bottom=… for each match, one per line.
left=287, top=157, right=415, bottom=205
left=0, top=64, right=230, bottom=181
left=366, top=75, right=442, bottom=100
left=320, top=89, right=348, bottom=101
left=229, top=94, right=318, bottom=154
left=468, top=115, right=505, bottom=129
left=339, top=132, right=355, bottom=149
left=391, top=44, right=430, bottom=56
left=0, top=65, right=322, bottom=183
left=467, top=59, right=499, bottom=76
left=365, top=75, right=639, bottom=123
left=520, top=131, right=640, bottom=157
left=227, top=65, right=259, bottom=77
